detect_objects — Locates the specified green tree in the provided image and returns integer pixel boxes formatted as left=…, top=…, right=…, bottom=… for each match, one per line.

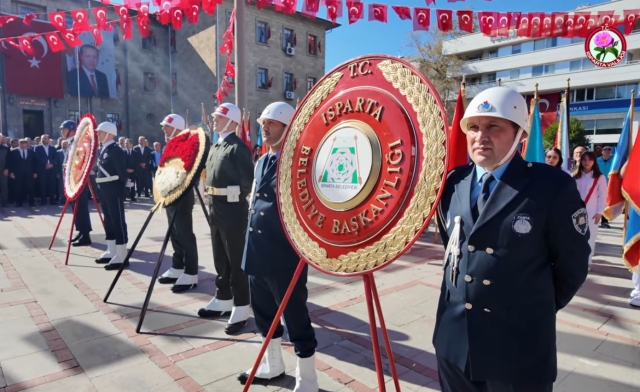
left=542, top=117, right=591, bottom=152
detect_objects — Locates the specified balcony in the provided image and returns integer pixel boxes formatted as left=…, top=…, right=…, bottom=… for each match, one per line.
left=458, top=32, right=640, bottom=75
left=459, top=60, right=640, bottom=98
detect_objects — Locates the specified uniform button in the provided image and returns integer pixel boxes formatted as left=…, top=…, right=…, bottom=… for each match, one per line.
left=467, top=245, right=475, bottom=252
left=250, top=209, right=255, bottom=214
left=486, top=247, right=494, bottom=254
left=527, top=163, right=533, bottom=167
left=255, top=193, right=260, bottom=197
left=464, top=303, right=473, bottom=310
left=483, top=280, right=491, bottom=286
left=464, top=275, right=472, bottom=282
left=260, top=212, right=264, bottom=216
left=258, top=230, right=262, bottom=233
left=484, top=308, right=491, bottom=313
left=249, top=227, right=253, bottom=232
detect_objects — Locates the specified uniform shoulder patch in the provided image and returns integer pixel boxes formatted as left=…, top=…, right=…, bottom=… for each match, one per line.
left=572, top=208, right=589, bottom=235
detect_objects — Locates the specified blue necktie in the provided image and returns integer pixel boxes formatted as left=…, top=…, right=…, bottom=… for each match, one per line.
left=477, top=172, right=494, bottom=214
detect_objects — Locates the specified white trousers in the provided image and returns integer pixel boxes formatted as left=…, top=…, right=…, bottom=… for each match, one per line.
left=631, top=271, right=640, bottom=299
left=587, top=220, right=598, bottom=265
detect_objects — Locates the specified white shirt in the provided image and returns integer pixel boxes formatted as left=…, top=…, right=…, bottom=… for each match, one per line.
left=216, top=131, right=235, bottom=144
left=83, top=65, right=97, bottom=85
left=574, top=171, right=607, bottom=218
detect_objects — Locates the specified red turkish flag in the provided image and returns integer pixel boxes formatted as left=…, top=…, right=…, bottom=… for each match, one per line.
left=540, top=14, right=553, bottom=37
left=44, top=32, right=66, bottom=52
left=303, top=0, right=320, bottom=15
left=517, top=13, right=531, bottom=37
left=121, top=18, right=133, bottom=40
left=368, top=4, right=387, bottom=23
left=3, top=16, right=64, bottom=98
left=580, top=13, right=598, bottom=38
left=598, top=10, right=616, bottom=27
left=623, top=9, right=640, bottom=34
left=172, top=9, right=183, bottom=29
left=90, top=25, right=103, bottom=46
left=324, top=0, right=342, bottom=23
left=114, top=6, right=131, bottom=22
left=346, top=1, right=363, bottom=25
left=392, top=6, right=412, bottom=21
left=92, top=7, right=108, bottom=29
left=457, top=10, right=473, bottom=32
left=565, top=13, right=578, bottom=38
left=551, top=12, right=567, bottom=37
left=71, top=9, right=90, bottom=32
left=413, top=8, right=430, bottom=31
left=23, top=13, right=38, bottom=25
left=275, top=0, right=298, bottom=14
left=436, top=10, right=453, bottom=32
left=62, top=31, right=83, bottom=47
left=497, top=13, right=511, bottom=36
left=509, top=12, right=522, bottom=30
left=573, top=12, right=590, bottom=37
left=49, top=11, right=67, bottom=32
left=201, top=0, right=217, bottom=14
left=478, top=12, right=498, bottom=36
left=137, top=14, right=152, bottom=37
left=529, top=12, right=545, bottom=38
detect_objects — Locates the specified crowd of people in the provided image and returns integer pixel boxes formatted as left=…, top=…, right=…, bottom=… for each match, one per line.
left=0, top=130, right=164, bottom=210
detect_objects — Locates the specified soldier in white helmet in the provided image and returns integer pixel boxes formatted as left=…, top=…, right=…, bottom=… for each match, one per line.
left=156, top=114, right=200, bottom=293
left=237, top=102, right=318, bottom=392
left=93, top=122, right=129, bottom=271
left=433, top=87, right=590, bottom=391
left=198, top=103, right=255, bottom=335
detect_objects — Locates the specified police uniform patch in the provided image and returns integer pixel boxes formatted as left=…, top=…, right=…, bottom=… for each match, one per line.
left=572, top=208, right=589, bottom=235
left=103, top=153, right=108, bottom=159
left=512, top=213, right=532, bottom=235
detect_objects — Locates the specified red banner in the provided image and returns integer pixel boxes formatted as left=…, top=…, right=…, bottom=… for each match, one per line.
left=3, top=15, right=64, bottom=98
left=525, top=92, right=561, bottom=133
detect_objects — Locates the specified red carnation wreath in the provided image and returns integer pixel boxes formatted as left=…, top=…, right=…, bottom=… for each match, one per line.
left=64, top=114, right=99, bottom=201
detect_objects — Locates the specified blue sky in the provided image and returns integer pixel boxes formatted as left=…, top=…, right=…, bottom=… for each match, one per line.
left=323, top=0, right=599, bottom=70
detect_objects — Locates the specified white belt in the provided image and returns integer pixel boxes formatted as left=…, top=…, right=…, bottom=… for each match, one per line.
left=206, top=185, right=240, bottom=202
left=96, top=163, right=119, bottom=183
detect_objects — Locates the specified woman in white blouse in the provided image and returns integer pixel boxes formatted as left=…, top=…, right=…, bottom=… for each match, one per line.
left=573, top=151, right=608, bottom=268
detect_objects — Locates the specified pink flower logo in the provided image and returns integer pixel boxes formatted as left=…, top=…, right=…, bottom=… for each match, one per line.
left=594, top=32, right=614, bottom=48
left=592, top=31, right=619, bottom=62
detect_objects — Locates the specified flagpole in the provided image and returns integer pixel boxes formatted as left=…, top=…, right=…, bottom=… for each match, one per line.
left=624, top=91, right=635, bottom=239
left=169, top=26, right=173, bottom=113
left=461, top=75, right=466, bottom=107
left=76, top=46, right=81, bottom=116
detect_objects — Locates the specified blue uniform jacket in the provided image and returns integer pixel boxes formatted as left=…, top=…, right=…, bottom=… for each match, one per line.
left=96, top=143, right=128, bottom=195
left=434, top=154, right=590, bottom=384
left=242, top=154, right=300, bottom=277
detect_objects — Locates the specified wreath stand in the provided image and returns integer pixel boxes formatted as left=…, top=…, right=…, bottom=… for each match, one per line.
left=48, top=181, right=105, bottom=266
left=241, top=260, right=401, bottom=392
left=103, top=187, right=210, bottom=333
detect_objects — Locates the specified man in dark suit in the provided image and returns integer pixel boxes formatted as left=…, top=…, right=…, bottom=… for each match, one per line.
left=60, top=120, right=92, bottom=246
left=434, top=87, right=590, bottom=392
left=34, top=134, right=58, bottom=205
left=123, top=139, right=139, bottom=201
left=133, top=136, right=152, bottom=197
left=197, top=103, right=254, bottom=334
left=0, top=134, right=9, bottom=207
left=56, top=140, right=68, bottom=205
left=236, top=102, right=318, bottom=390
left=67, top=45, right=110, bottom=98
left=8, top=139, right=37, bottom=207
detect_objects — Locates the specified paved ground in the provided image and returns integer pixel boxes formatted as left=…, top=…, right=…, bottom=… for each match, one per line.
left=0, top=194, right=639, bottom=392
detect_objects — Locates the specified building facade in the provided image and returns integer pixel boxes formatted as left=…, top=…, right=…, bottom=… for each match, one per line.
left=0, top=0, right=334, bottom=144
left=443, top=0, right=640, bottom=145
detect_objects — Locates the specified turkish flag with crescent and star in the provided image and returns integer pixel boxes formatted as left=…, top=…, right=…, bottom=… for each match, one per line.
left=525, top=92, right=561, bottom=133
left=3, top=14, right=64, bottom=98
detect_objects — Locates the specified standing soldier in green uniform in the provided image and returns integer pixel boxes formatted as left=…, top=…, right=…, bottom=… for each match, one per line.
left=198, top=103, right=255, bottom=335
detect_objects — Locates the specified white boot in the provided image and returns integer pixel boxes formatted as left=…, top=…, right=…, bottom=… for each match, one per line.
left=293, top=355, right=319, bottom=392
left=158, top=267, right=183, bottom=284
left=171, top=273, right=198, bottom=293
left=198, top=297, right=233, bottom=317
left=629, top=271, right=640, bottom=307
left=96, top=240, right=116, bottom=263
left=104, top=245, right=128, bottom=270
left=229, top=305, right=251, bottom=324
left=238, top=338, right=285, bottom=384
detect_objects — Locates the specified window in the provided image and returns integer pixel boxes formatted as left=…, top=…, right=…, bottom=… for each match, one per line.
left=170, top=30, right=177, bottom=53
left=65, top=15, right=74, bottom=28
left=143, top=72, right=156, bottom=92
left=509, top=69, right=520, bottom=79
left=283, top=28, right=294, bottom=49
left=582, top=60, right=595, bottom=70
left=575, top=89, right=586, bottom=102
left=571, top=37, right=584, bottom=44
left=283, top=72, right=294, bottom=92
left=595, top=118, right=625, bottom=135
left=257, top=67, right=268, bottom=90
left=308, top=34, right=318, bottom=55
left=106, top=113, right=120, bottom=129
left=580, top=119, right=595, bottom=133
left=466, top=54, right=482, bottom=61
left=543, top=64, right=555, bottom=75
left=488, top=50, right=498, bottom=59
left=307, top=76, right=317, bottom=92
left=532, top=65, right=543, bottom=77
left=142, top=34, right=154, bottom=51
left=228, top=63, right=235, bottom=85
left=569, top=60, right=582, bottom=71
left=486, top=73, right=496, bottom=83
left=257, top=21, right=268, bottom=44
left=533, top=39, right=546, bottom=51
left=67, top=110, right=80, bottom=122
left=585, top=88, right=595, bottom=100
left=595, top=86, right=616, bottom=100
left=467, top=77, right=481, bottom=85
left=171, top=73, right=177, bottom=96
left=511, top=44, right=521, bottom=55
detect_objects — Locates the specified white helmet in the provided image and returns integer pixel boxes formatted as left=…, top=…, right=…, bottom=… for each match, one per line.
left=213, top=103, right=242, bottom=125
left=96, top=121, right=117, bottom=136
left=160, top=114, right=186, bottom=131
left=257, top=102, right=295, bottom=126
left=460, top=86, right=529, bottom=135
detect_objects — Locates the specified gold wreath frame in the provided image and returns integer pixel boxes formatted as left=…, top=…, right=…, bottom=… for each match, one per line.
left=278, top=59, right=447, bottom=274
left=64, top=117, right=98, bottom=201
left=152, top=127, right=208, bottom=209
